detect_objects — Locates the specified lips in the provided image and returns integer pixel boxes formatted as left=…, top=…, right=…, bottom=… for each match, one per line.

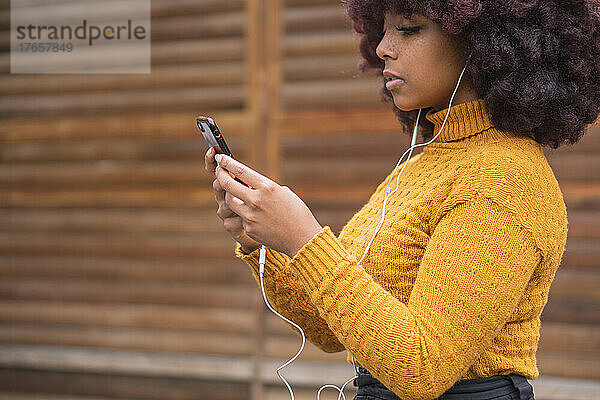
left=383, top=70, right=405, bottom=90
left=383, top=70, right=403, bottom=81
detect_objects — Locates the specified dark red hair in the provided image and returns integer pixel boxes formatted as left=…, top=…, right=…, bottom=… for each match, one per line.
left=343, top=0, right=600, bottom=148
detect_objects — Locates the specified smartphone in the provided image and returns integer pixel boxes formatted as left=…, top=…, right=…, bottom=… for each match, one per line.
left=196, top=116, right=249, bottom=187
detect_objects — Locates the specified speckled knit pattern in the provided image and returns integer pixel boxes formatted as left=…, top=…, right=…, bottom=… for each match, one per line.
left=234, top=98, right=568, bottom=400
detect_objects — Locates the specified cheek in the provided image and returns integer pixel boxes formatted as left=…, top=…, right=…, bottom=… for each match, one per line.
left=411, top=43, right=461, bottom=90
left=404, top=49, right=442, bottom=90
left=397, top=38, right=437, bottom=81
left=432, top=37, right=465, bottom=81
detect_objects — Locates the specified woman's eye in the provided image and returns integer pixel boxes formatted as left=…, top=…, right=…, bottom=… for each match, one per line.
left=394, top=26, right=420, bottom=36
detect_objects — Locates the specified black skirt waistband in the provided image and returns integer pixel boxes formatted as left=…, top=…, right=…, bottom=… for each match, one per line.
left=353, top=367, right=534, bottom=399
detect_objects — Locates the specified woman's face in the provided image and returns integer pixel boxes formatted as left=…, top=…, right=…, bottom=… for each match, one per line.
left=375, top=11, right=478, bottom=112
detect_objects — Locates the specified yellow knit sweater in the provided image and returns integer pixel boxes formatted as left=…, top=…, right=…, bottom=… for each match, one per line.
left=234, top=98, right=568, bottom=400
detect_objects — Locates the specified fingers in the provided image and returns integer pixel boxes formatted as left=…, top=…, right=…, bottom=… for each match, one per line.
left=214, top=178, right=244, bottom=222
left=204, top=146, right=217, bottom=177
left=216, top=154, right=275, bottom=191
left=222, top=215, right=243, bottom=235
left=224, top=190, right=246, bottom=216
left=213, top=178, right=224, bottom=201
left=210, top=150, right=252, bottom=224
left=217, top=203, right=237, bottom=220
left=213, top=178, right=232, bottom=218
left=214, top=161, right=256, bottom=207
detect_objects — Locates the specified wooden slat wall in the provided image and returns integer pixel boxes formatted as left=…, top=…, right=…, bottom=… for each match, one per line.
left=0, top=1, right=260, bottom=399
left=0, top=0, right=598, bottom=399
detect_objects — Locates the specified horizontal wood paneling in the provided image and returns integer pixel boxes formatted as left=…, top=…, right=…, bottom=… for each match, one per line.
left=0, top=112, right=250, bottom=142
left=0, top=0, right=598, bottom=398
left=0, top=301, right=254, bottom=332
left=0, top=254, right=250, bottom=283
left=0, top=280, right=256, bottom=307
left=0, top=366, right=250, bottom=400
left=0, top=324, right=256, bottom=356
left=0, top=63, right=246, bottom=95
left=0, top=2, right=261, bottom=398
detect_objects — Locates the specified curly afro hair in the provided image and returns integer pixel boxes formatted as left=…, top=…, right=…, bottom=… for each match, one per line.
left=343, top=0, right=600, bottom=148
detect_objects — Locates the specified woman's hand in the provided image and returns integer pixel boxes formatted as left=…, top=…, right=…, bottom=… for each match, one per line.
left=213, top=153, right=323, bottom=258
left=205, top=147, right=261, bottom=254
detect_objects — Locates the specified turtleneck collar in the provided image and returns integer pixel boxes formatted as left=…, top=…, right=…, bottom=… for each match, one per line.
left=424, top=98, right=494, bottom=143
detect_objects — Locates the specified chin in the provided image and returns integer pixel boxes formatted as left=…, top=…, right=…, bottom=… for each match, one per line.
left=392, top=95, right=418, bottom=112
left=392, top=93, right=434, bottom=112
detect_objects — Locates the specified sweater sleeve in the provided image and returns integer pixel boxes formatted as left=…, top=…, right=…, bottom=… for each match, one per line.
left=234, top=242, right=346, bottom=353
left=287, top=193, right=542, bottom=400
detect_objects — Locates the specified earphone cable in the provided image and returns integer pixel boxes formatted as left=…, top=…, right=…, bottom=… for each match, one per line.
left=256, top=57, right=470, bottom=400
left=357, top=59, right=469, bottom=266
left=259, top=245, right=306, bottom=400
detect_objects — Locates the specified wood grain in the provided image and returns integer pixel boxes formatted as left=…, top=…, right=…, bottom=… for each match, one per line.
left=0, top=1, right=598, bottom=397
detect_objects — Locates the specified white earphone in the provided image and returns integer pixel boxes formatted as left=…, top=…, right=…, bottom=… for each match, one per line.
left=257, top=55, right=471, bottom=400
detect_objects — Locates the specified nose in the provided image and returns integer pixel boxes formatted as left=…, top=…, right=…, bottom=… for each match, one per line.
left=375, top=33, right=397, bottom=60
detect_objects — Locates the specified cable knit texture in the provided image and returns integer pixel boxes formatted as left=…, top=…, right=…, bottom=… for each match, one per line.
left=234, top=98, right=568, bottom=400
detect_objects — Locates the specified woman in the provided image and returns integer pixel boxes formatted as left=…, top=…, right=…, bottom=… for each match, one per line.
left=204, top=1, right=600, bottom=399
